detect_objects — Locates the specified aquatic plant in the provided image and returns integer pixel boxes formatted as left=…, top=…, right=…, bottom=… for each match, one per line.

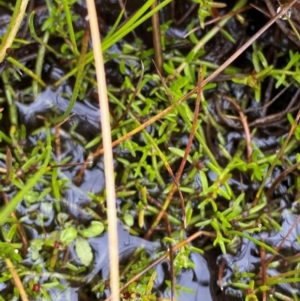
left=0, top=1, right=300, bottom=301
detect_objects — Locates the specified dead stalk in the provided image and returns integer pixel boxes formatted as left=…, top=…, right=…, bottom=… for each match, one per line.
left=86, top=1, right=119, bottom=301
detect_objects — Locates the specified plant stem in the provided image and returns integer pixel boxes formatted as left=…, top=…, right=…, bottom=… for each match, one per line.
left=0, top=0, right=29, bottom=62
left=5, top=258, right=29, bottom=301
left=86, top=1, right=119, bottom=301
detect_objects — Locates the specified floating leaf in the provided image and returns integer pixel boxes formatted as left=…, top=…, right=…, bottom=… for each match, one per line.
left=75, top=236, right=93, bottom=267
left=79, top=221, right=104, bottom=238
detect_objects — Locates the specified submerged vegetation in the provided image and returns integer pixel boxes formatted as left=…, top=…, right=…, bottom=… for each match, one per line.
left=0, top=0, right=300, bottom=300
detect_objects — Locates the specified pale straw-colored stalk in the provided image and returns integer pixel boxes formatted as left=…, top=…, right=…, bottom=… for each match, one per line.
left=86, top=1, right=119, bottom=301
left=0, top=0, right=29, bottom=62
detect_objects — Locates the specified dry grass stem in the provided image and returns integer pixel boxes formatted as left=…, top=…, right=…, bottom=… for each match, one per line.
left=151, top=1, right=163, bottom=74
left=0, top=0, right=29, bottom=62
left=5, top=258, right=29, bottom=301
left=86, top=1, right=120, bottom=301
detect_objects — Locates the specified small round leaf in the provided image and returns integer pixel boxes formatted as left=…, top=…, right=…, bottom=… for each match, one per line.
left=60, top=227, right=77, bottom=245
left=79, top=221, right=104, bottom=238
left=124, top=212, right=134, bottom=227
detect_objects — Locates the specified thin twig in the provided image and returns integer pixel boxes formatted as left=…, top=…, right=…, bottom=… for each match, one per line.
left=225, top=96, right=252, bottom=162
left=216, top=88, right=300, bottom=129
left=5, top=146, right=12, bottom=185
left=55, top=113, right=75, bottom=161
left=245, top=83, right=291, bottom=113
left=185, top=5, right=251, bottom=37
left=164, top=214, right=175, bottom=301
left=266, top=161, right=300, bottom=201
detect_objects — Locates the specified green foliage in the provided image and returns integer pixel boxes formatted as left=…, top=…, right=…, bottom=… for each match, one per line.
left=192, top=0, right=226, bottom=29
left=0, top=0, right=299, bottom=300
left=78, top=221, right=105, bottom=238
left=60, top=227, right=77, bottom=246
left=233, top=46, right=300, bottom=101
left=0, top=242, right=22, bottom=262
left=75, top=236, right=93, bottom=267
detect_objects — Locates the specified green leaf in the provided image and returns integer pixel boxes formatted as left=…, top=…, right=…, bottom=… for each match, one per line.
left=162, top=237, right=176, bottom=244
left=287, top=113, right=294, bottom=125
left=218, top=187, right=231, bottom=200
left=206, top=161, right=221, bottom=175
left=216, top=211, right=231, bottom=229
left=41, top=17, right=53, bottom=31
left=199, top=170, right=208, bottom=193
left=119, top=59, right=126, bottom=74
left=252, top=45, right=260, bottom=72
left=79, top=221, right=105, bottom=238
left=75, top=236, right=93, bottom=267
left=275, top=74, right=286, bottom=88
left=60, top=227, right=77, bottom=245
left=248, top=202, right=266, bottom=215
left=6, top=224, right=18, bottom=242
left=233, top=193, right=245, bottom=210
left=138, top=208, right=145, bottom=228
left=163, top=62, right=174, bottom=74
left=168, top=147, right=193, bottom=163
left=124, top=212, right=134, bottom=227
left=186, top=201, right=193, bottom=225
left=220, top=28, right=235, bottom=43
left=258, top=50, right=268, bottom=68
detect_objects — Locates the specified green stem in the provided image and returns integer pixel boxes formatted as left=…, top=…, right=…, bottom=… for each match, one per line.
left=53, top=0, right=172, bottom=87
left=7, top=57, right=46, bottom=88
left=33, top=31, right=50, bottom=99
left=228, top=230, right=277, bottom=255
left=51, top=26, right=89, bottom=124
left=0, top=127, right=52, bottom=226
left=0, top=0, right=29, bottom=62
left=29, top=11, right=59, bottom=57
left=62, top=0, right=79, bottom=54
left=1, top=71, right=17, bottom=126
